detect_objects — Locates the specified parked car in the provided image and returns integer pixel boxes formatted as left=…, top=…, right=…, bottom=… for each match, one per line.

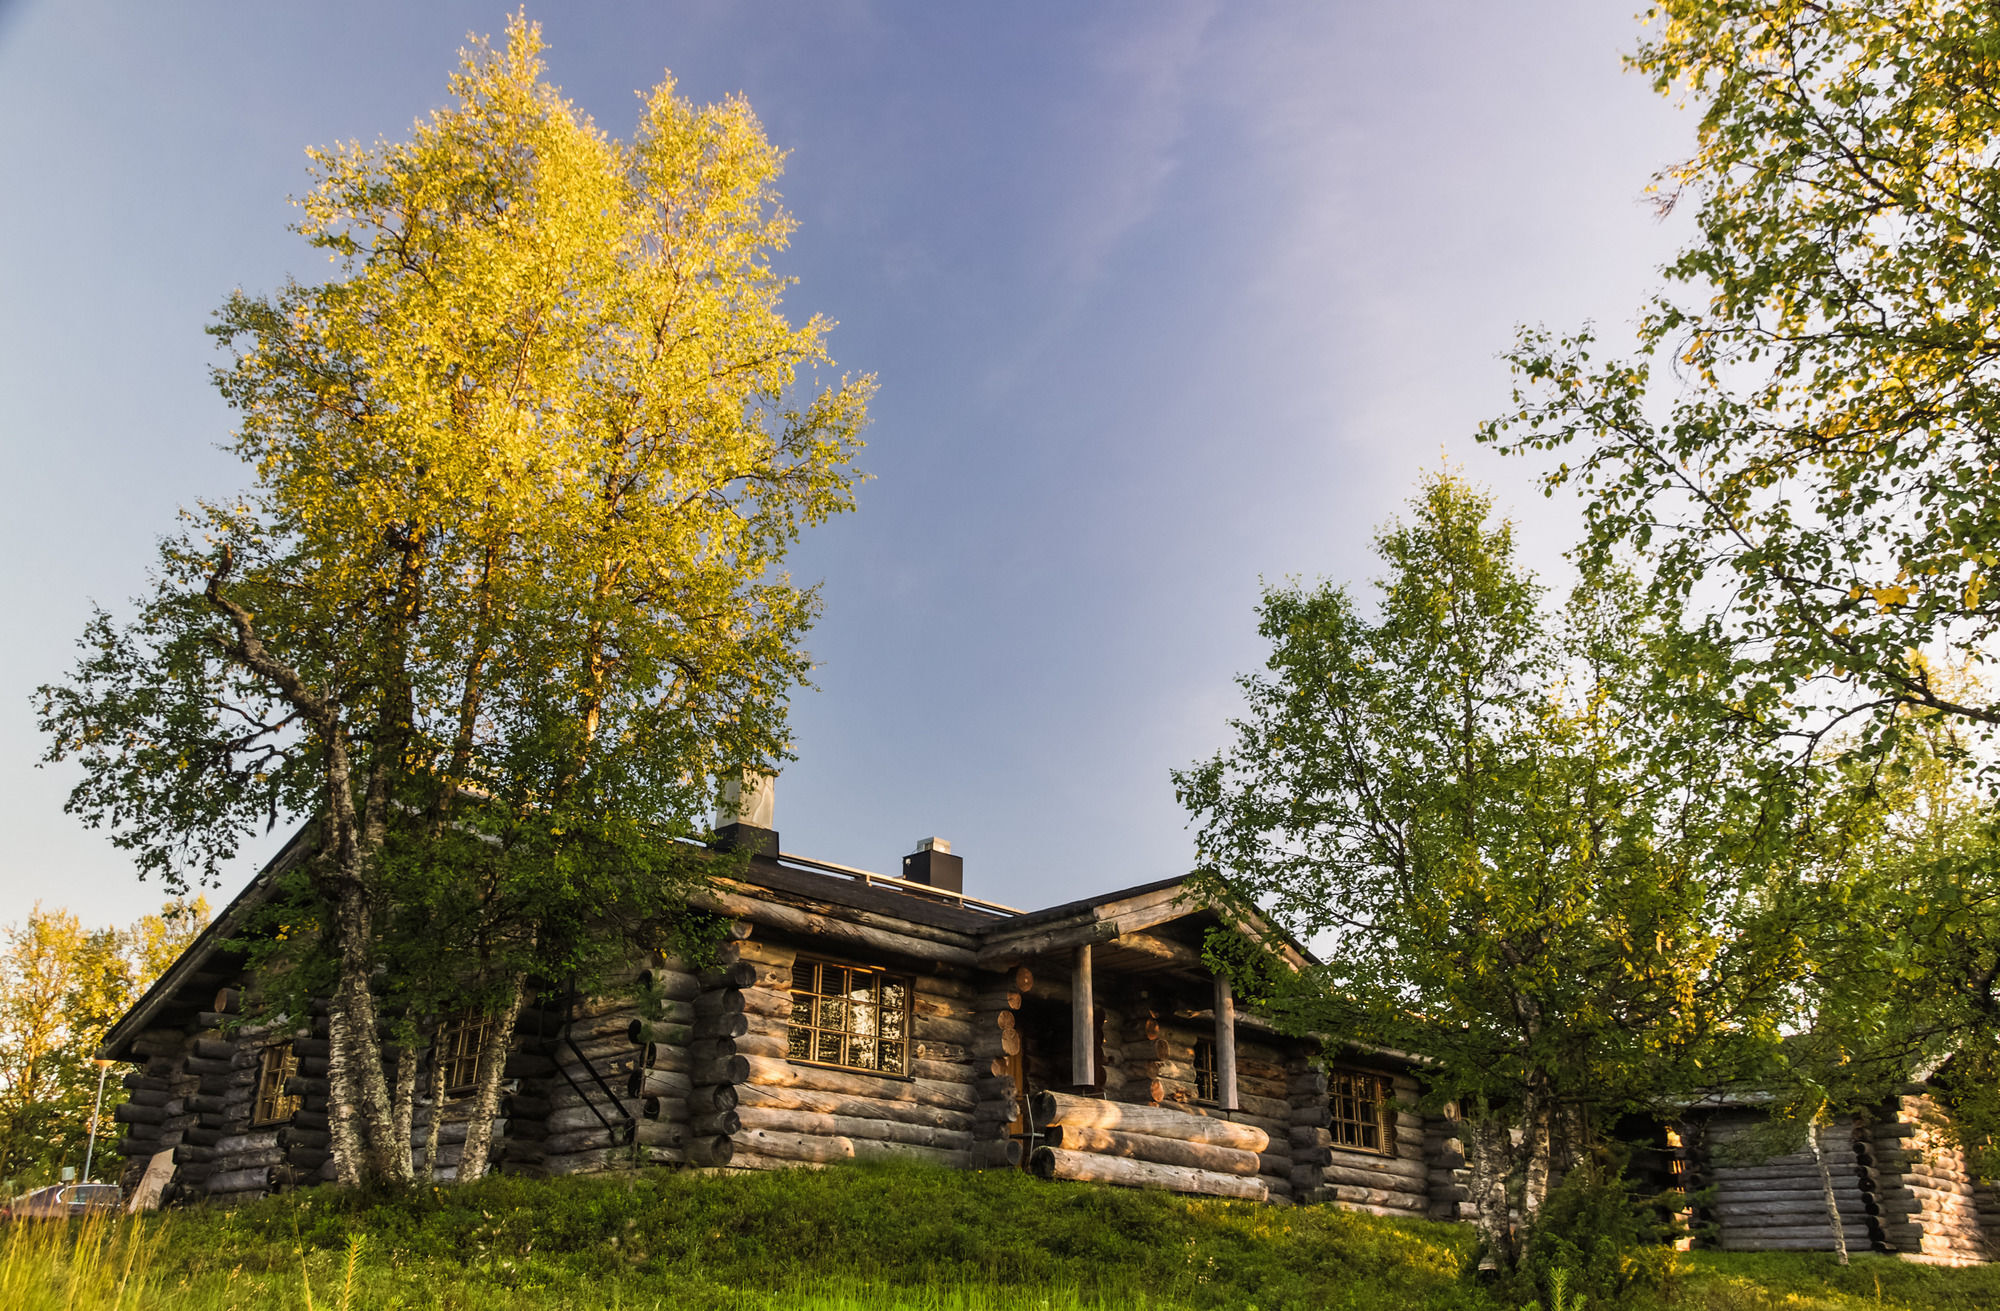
left=0, top=1182, right=123, bottom=1219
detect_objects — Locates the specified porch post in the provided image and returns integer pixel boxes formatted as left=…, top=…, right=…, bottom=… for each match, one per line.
left=1072, top=943, right=1095, bottom=1086
left=1215, top=973, right=1238, bottom=1110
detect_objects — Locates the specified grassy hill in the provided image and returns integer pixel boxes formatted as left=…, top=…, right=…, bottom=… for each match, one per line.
left=5, top=1162, right=2000, bottom=1310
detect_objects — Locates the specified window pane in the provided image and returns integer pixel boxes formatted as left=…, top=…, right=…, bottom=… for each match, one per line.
left=850, top=1002, right=876, bottom=1038
left=819, top=998, right=847, bottom=1031
left=822, top=965, right=847, bottom=997
left=846, top=1036, right=876, bottom=1069
left=878, top=1041, right=904, bottom=1075
left=879, top=1003, right=904, bottom=1040
left=791, top=995, right=814, bottom=1026
left=787, top=1027, right=811, bottom=1059
left=816, top=1030, right=842, bottom=1064
left=793, top=960, right=817, bottom=992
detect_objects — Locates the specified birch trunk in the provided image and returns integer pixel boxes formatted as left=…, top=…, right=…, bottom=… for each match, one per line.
left=1519, top=1090, right=1552, bottom=1227
left=420, top=1031, right=446, bottom=1182
left=1465, top=1110, right=1514, bottom=1272
left=454, top=977, right=527, bottom=1184
left=1807, top=1112, right=1850, bottom=1267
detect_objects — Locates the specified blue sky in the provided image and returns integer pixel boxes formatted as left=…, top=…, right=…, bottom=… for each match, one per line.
left=0, top=2, right=1689, bottom=926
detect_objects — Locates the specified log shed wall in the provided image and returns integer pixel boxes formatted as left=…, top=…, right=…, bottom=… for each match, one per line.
left=1866, top=1094, right=2000, bottom=1265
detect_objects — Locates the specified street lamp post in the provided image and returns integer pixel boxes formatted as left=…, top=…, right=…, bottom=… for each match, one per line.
left=82, top=1059, right=111, bottom=1182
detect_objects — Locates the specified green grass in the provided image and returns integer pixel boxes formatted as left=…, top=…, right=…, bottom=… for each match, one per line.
left=3, top=1162, right=1999, bottom=1309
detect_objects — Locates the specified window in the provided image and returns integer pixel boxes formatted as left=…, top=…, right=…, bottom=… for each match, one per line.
left=251, top=1044, right=300, bottom=1125
left=436, top=1013, right=490, bottom=1097
left=787, top=958, right=910, bottom=1075
left=1194, top=1037, right=1218, bottom=1102
left=1329, top=1069, right=1393, bottom=1154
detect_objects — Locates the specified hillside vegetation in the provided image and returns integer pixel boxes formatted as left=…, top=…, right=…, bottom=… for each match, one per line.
left=5, top=1163, right=2000, bottom=1310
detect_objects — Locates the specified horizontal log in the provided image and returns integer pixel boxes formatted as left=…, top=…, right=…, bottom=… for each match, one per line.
left=546, top=1105, right=634, bottom=1135
left=739, top=1055, right=976, bottom=1112
left=915, top=1017, right=976, bottom=1047
left=1326, top=1184, right=1426, bottom=1212
left=971, top=1139, right=1023, bottom=1169
left=633, top=1120, right=690, bottom=1150
left=542, top=1124, right=635, bottom=1156
left=689, top=1084, right=739, bottom=1116
left=1320, top=1161, right=1429, bottom=1195
left=735, top=1105, right=974, bottom=1152
left=114, top=1102, right=172, bottom=1126
left=735, top=1033, right=790, bottom=1060
left=503, top=1052, right=556, bottom=1079
left=1713, top=1187, right=1864, bottom=1204
left=910, top=1058, right=975, bottom=1086
left=213, top=1146, right=288, bottom=1173
left=640, top=1044, right=692, bottom=1074
left=628, top=1067, right=693, bottom=1100
left=186, top=1057, right=243, bottom=1078
left=736, top=1082, right=976, bottom=1131
left=640, top=1097, right=685, bottom=1123
left=1045, top=1124, right=1262, bottom=1176
left=212, top=1130, right=282, bottom=1156
left=635, top=969, right=701, bottom=1000
left=694, top=1054, right=750, bottom=1086
left=1030, top=1092, right=1267, bottom=1152
left=1030, top=1147, right=1267, bottom=1202
left=626, top=1020, right=695, bottom=1047
left=206, top=1166, right=276, bottom=1195
left=734, top=1126, right=968, bottom=1169
left=122, top=1074, right=171, bottom=1094
left=695, top=887, right=979, bottom=967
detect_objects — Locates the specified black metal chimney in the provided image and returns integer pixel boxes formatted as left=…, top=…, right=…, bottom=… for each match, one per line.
left=901, top=837, right=963, bottom=893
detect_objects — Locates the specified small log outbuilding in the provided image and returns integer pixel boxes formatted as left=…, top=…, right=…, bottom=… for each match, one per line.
left=1647, top=1093, right=2000, bottom=1265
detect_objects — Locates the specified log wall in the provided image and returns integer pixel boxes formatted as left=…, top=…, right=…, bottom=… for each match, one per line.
left=718, top=934, right=979, bottom=1173
left=1694, top=1111, right=1873, bottom=1253
left=1867, top=1094, right=2000, bottom=1265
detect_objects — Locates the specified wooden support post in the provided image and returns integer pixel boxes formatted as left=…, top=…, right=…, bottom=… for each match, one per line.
left=1215, top=974, right=1238, bottom=1111
left=1072, top=944, right=1095, bottom=1087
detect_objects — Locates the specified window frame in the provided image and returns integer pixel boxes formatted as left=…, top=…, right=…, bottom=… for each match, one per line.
left=1194, top=1036, right=1219, bottom=1103
left=435, top=1013, right=491, bottom=1099
left=785, top=955, right=915, bottom=1079
left=250, top=1042, right=301, bottom=1127
left=1328, top=1067, right=1395, bottom=1156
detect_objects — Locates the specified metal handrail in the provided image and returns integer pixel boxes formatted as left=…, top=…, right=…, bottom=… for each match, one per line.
left=775, top=851, right=1024, bottom=917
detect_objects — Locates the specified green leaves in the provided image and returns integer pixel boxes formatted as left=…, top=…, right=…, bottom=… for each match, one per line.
left=1177, top=471, right=1809, bottom=1119
left=1484, top=0, right=2000, bottom=749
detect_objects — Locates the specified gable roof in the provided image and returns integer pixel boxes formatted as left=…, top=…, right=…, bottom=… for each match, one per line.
left=99, top=825, right=1313, bottom=1057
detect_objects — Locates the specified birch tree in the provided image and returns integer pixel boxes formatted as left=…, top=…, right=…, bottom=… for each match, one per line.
left=1176, top=472, right=1811, bottom=1271
left=38, top=18, right=869, bottom=1187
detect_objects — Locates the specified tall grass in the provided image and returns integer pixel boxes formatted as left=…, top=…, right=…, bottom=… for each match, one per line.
left=0, top=1209, right=165, bottom=1311
left=4, top=1165, right=1999, bottom=1310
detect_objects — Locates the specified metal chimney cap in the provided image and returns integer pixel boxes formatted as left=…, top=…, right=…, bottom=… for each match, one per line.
left=914, top=836, right=951, bottom=855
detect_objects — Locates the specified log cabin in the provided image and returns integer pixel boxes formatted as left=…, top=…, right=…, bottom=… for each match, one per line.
left=1639, top=1091, right=2000, bottom=1265
left=97, top=799, right=1458, bottom=1217
left=95, top=798, right=1999, bottom=1261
